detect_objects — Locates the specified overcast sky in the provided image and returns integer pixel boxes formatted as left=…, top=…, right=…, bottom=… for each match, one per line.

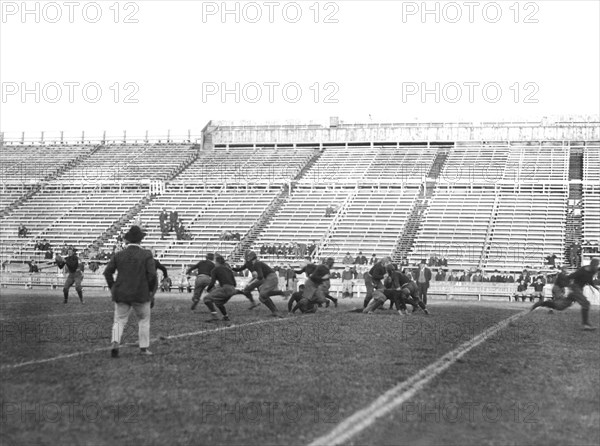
left=1, top=0, right=599, bottom=140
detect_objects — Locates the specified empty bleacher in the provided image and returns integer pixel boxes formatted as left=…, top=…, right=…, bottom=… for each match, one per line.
left=298, top=144, right=437, bottom=184
left=483, top=186, right=568, bottom=270
left=172, top=145, right=316, bottom=185
left=439, top=142, right=509, bottom=184
left=320, top=187, right=421, bottom=262
left=0, top=143, right=96, bottom=183
left=252, top=186, right=352, bottom=260
left=50, top=143, right=197, bottom=184
left=503, top=142, right=569, bottom=183
left=409, top=187, right=497, bottom=269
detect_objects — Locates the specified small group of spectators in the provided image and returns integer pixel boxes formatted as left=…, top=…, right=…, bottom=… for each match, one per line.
left=219, top=231, right=241, bottom=241
left=324, top=204, right=338, bottom=217
left=342, top=252, right=382, bottom=266
left=33, top=239, right=54, bottom=259
left=34, top=239, right=51, bottom=251
left=513, top=269, right=551, bottom=302
left=427, top=255, right=448, bottom=267
left=159, top=208, right=192, bottom=240
left=17, top=224, right=29, bottom=238
left=569, top=243, right=581, bottom=267
left=257, top=242, right=317, bottom=259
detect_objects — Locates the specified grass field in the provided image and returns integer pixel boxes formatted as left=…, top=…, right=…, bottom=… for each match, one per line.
left=1, top=288, right=598, bottom=446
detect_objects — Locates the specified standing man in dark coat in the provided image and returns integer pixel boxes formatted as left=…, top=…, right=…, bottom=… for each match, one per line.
left=414, top=260, right=432, bottom=305
left=104, top=226, right=157, bottom=357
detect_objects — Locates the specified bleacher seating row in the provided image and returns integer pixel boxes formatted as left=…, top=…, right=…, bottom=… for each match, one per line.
left=1, top=140, right=598, bottom=274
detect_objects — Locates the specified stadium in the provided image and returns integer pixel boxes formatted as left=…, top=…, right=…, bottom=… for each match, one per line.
left=1, top=118, right=599, bottom=445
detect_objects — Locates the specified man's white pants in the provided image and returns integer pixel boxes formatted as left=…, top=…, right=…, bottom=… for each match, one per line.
left=111, top=302, right=151, bottom=348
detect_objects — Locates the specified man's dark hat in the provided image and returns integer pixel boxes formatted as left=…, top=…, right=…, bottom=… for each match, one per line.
left=124, top=225, right=147, bottom=243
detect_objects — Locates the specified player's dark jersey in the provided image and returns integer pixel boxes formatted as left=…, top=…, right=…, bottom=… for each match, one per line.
left=309, top=264, right=330, bottom=284
left=369, top=262, right=386, bottom=280
left=390, top=271, right=411, bottom=289
left=186, top=260, right=214, bottom=276
left=554, top=272, right=570, bottom=289
left=382, top=289, right=404, bottom=301
left=569, top=266, right=598, bottom=289
left=155, top=259, right=169, bottom=277
left=58, top=255, right=79, bottom=273
left=288, top=291, right=303, bottom=312
left=232, top=260, right=274, bottom=279
left=207, top=265, right=237, bottom=290
left=296, top=263, right=317, bottom=277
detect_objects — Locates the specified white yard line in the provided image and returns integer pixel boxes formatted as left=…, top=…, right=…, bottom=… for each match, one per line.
left=0, top=310, right=113, bottom=321
left=307, top=310, right=528, bottom=446
left=1, top=316, right=293, bottom=371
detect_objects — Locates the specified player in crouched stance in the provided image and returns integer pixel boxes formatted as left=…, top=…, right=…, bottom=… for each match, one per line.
left=203, top=255, right=239, bottom=323
left=288, top=284, right=317, bottom=314
left=231, top=251, right=289, bottom=317
left=531, top=258, right=599, bottom=330
left=297, top=257, right=336, bottom=311
left=363, top=270, right=429, bottom=315
left=56, top=249, right=84, bottom=304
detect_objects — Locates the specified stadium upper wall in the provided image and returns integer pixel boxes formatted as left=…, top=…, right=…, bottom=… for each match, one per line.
left=211, top=121, right=600, bottom=145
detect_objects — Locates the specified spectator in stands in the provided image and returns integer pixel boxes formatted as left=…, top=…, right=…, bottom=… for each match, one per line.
left=447, top=270, right=458, bottom=282
left=308, top=240, right=317, bottom=257
left=178, top=274, right=192, bottom=293
left=489, top=270, right=501, bottom=282
left=285, top=264, right=297, bottom=292
left=440, top=256, right=448, bottom=267
left=545, top=253, right=558, bottom=268
left=276, top=264, right=288, bottom=291
left=17, top=223, right=29, bottom=238
left=354, top=251, right=368, bottom=265
left=569, top=243, right=580, bottom=268
left=369, top=254, right=378, bottom=265
left=159, top=208, right=168, bottom=228
left=26, top=259, right=39, bottom=273
left=341, top=265, right=354, bottom=298
left=529, top=272, right=546, bottom=302
left=514, top=277, right=530, bottom=302
left=471, top=270, right=483, bottom=282
left=516, top=269, right=531, bottom=287
left=458, top=270, right=468, bottom=282
left=44, top=248, right=54, bottom=260
left=342, top=252, right=354, bottom=265
left=169, top=210, right=179, bottom=232
left=505, top=273, right=515, bottom=283
left=435, top=268, right=446, bottom=281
